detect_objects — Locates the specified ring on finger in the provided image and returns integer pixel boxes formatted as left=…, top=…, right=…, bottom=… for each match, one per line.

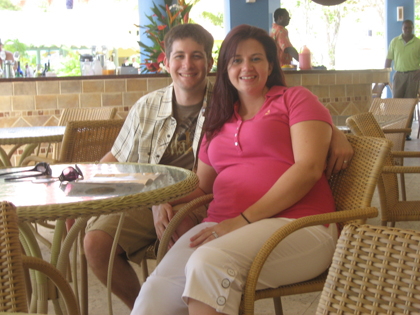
left=212, top=231, right=219, bottom=238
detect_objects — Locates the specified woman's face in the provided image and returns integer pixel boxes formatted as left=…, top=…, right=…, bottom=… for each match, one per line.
left=227, top=38, right=272, bottom=99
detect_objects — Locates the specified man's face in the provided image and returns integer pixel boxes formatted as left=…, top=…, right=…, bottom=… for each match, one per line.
left=164, top=38, right=213, bottom=95
left=277, top=12, right=290, bottom=27
left=402, top=22, right=413, bottom=36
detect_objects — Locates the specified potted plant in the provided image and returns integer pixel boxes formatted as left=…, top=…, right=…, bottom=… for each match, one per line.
left=138, top=0, right=193, bottom=73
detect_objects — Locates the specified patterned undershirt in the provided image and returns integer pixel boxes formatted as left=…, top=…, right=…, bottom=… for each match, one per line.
left=159, top=99, right=203, bottom=170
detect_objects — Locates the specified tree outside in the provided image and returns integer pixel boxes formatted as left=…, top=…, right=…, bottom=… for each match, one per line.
left=280, top=0, right=385, bottom=70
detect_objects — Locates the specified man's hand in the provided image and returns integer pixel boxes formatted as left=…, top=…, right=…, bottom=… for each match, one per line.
left=152, top=203, right=174, bottom=242
left=152, top=203, right=197, bottom=249
left=326, top=126, right=354, bottom=179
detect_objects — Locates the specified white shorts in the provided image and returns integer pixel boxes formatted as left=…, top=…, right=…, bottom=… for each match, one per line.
left=131, top=218, right=338, bottom=315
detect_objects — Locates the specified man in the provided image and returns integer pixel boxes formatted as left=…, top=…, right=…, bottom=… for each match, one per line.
left=270, top=8, right=299, bottom=66
left=0, top=38, right=15, bottom=71
left=385, top=19, right=420, bottom=140
left=84, top=23, right=353, bottom=311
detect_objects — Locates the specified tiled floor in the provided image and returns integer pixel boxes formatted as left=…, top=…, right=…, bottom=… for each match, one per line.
left=37, top=121, right=420, bottom=315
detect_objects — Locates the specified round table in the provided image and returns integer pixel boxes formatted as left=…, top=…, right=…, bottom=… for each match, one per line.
left=0, top=162, right=198, bottom=315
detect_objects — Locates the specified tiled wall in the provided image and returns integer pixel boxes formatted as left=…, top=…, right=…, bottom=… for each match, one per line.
left=0, top=76, right=174, bottom=128
left=284, top=69, right=390, bottom=120
left=0, top=69, right=389, bottom=129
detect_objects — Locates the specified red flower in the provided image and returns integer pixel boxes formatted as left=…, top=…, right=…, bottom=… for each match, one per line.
left=157, top=52, right=165, bottom=63
left=158, top=25, right=167, bottom=31
left=183, top=12, right=189, bottom=24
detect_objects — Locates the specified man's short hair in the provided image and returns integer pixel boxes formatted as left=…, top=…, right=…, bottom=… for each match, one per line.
left=274, top=8, right=288, bottom=22
left=403, top=19, right=414, bottom=26
left=164, top=24, right=214, bottom=60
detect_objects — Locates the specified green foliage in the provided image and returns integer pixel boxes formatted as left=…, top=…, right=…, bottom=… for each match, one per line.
left=211, top=42, right=221, bottom=72
left=3, top=39, right=34, bottom=69
left=138, top=0, right=194, bottom=73
left=0, top=0, right=21, bottom=10
left=200, top=11, right=223, bottom=27
left=56, top=47, right=81, bottom=77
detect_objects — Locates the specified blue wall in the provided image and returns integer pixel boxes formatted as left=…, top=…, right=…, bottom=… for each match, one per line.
left=224, top=0, right=279, bottom=33
left=138, top=0, right=168, bottom=69
left=385, top=0, right=415, bottom=97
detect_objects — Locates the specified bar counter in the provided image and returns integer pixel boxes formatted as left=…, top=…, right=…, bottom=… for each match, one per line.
left=0, top=68, right=390, bottom=130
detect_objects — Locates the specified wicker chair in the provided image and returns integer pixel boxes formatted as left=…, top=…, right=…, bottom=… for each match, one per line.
left=347, top=112, right=420, bottom=227
left=371, top=82, right=388, bottom=99
left=19, top=119, right=124, bottom=314
left=21, top=119, right=124, bottom=166
left=317, top=223, right=420, bottom=314
left=369, top=98, right=418, bottom=200
left=53, top=107, right=117, bottom=160
left=157, top=135, right=392, bottom=315
left=0, top=201, right=79, bottom=315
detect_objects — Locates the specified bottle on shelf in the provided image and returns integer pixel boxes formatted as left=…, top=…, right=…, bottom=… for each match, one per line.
left=15, top=61, right=24, bottom=77
left=42, top=63, right=48, bottom=76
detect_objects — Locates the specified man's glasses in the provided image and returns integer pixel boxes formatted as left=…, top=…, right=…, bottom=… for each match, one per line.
left=58, top=164, right=84, bottom=183
left=1, top=162, right=52, bottom=181
left=2, top=163, right=83, bottom=183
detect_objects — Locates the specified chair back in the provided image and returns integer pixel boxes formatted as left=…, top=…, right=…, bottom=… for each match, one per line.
left=371, top=83, right=387, bottom=99
left=58, top=107, right=117, bottom=126
left=317, top=223, right=420, bottom=314
left=0, top=201, right=28, bottom=313
left=328, top=135, right=391, bottom=229
left=59, top=119, right=124, bottom=163
left=346, top=113, right=399, bottom=224
left=369, top=98, right=417, bottom=152
left=55, top=107, right=118, bottom=160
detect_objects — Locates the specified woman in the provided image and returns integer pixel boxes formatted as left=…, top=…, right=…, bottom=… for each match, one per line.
left=131, top=25, right=338, bottom=315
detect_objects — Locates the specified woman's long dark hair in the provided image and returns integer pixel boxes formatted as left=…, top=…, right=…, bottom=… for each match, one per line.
left=204, top=24, right=287, bottom=143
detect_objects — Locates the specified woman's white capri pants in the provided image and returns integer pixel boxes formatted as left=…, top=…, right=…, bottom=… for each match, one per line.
left=131, top=217, right=338, bottom=315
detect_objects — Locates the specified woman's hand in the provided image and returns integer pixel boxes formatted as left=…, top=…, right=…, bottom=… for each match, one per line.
left=326, top=125, right=354, bottom=179
left=189, top=216, right=248, bottom=248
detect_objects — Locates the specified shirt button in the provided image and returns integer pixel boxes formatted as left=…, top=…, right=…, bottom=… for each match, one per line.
left=227, top=268, right=235, bottom=276
left=217, top=296, right=226, bottom=306
left=221, top=278, right=230, bottom=288
left=167, top=134, right=170, bottom=138
left=234, top=142, right=238, bottom=146
left=234, top=133, right=237, bottom=137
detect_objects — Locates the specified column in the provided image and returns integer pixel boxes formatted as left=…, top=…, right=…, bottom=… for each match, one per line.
left=224, top=0, right=280, bottom=34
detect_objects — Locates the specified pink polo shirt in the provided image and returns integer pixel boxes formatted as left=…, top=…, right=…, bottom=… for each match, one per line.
left=199, top=85, right=335, bottom=223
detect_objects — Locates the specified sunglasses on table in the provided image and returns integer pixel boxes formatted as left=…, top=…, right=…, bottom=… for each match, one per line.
left=2, top=163, right=84, bottom=183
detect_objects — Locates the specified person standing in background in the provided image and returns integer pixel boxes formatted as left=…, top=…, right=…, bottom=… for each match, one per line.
left=0, top=38, right=16, bottom=71
left=270, top=8, right=299, bottom=66
left=385, top=20, right=420, bottom=140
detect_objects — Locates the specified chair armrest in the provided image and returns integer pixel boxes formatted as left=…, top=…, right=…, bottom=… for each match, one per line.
left=242, top=207, right=378, bottom=313
left=383, top=128, right=411, bottom=134
left=20, top=156, right=57, bottom=166
left=391, top=151, right=420, bottom=158
left=157, top=194, right=213, bottom=263
left=22, top=256, right=80, bottom=315
left=382, top=165, right=420, bottom=174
